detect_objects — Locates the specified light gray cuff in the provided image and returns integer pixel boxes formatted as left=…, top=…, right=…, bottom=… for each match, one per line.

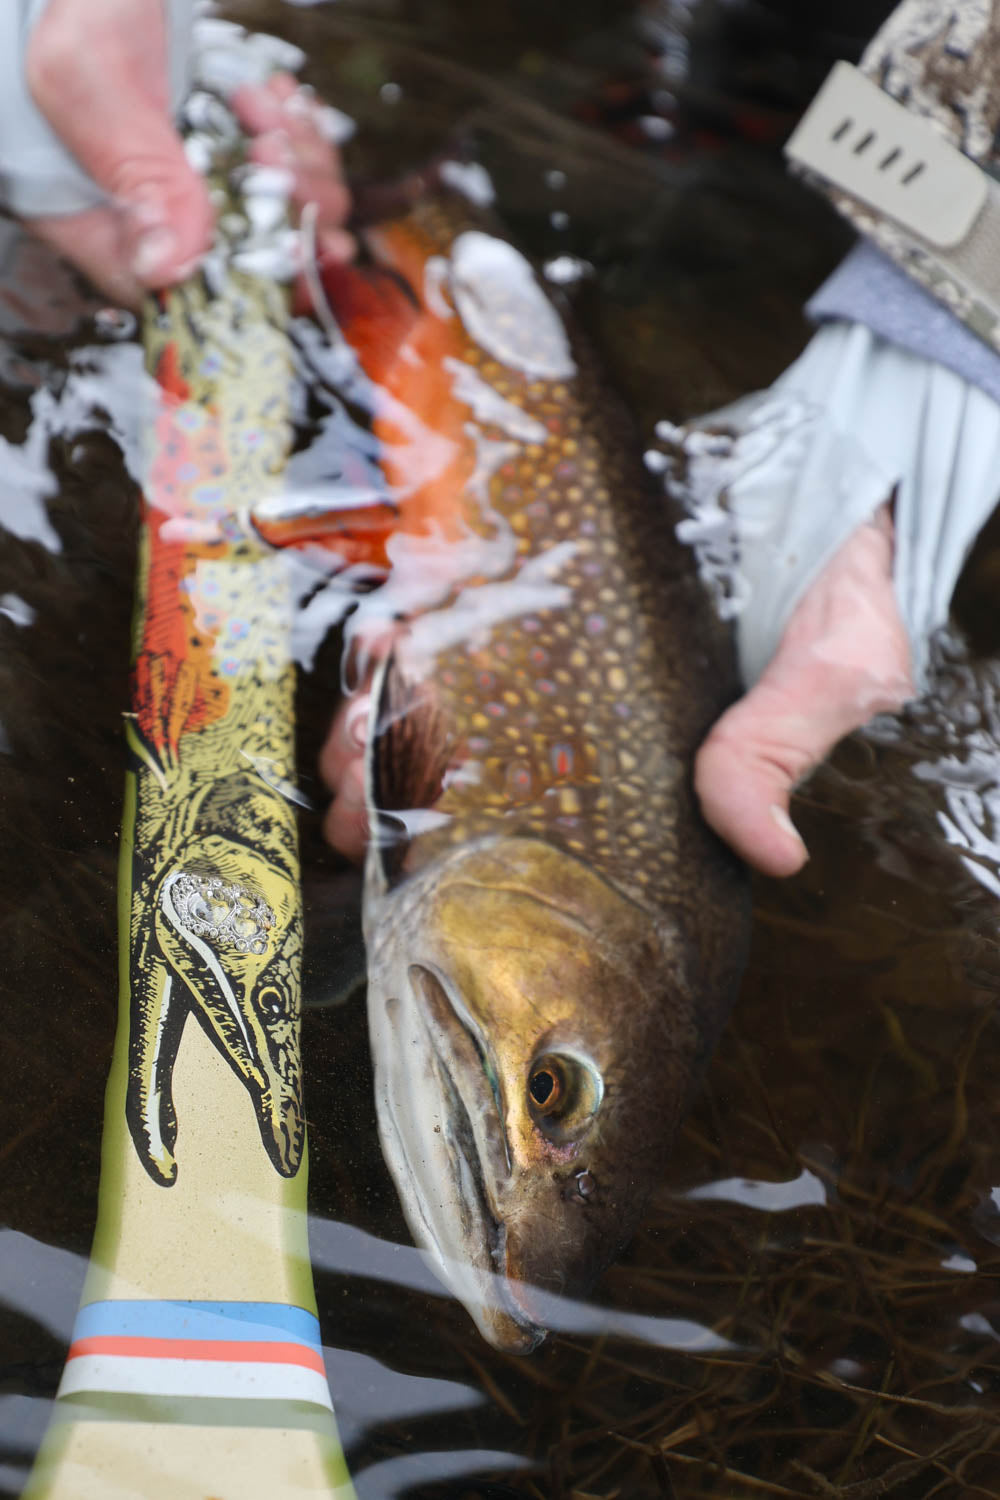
left=0, top=0, right=195, bottom=218
left=667, top=321, right=1000, bottom=692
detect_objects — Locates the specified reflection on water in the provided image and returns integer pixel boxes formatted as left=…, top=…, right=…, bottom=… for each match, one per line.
left=5, top=0, right=1000, bottom=1495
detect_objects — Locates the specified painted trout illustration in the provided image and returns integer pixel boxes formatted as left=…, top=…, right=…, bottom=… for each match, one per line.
left=323, top=193, right=750, bottom=1351
left=126, top=258, right=304, bottom=1187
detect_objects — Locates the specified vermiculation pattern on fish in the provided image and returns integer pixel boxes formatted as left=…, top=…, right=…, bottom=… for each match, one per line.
left=357, top=197, right=729, bottom=917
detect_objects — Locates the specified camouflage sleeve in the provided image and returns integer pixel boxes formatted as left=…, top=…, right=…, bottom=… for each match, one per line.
left=0, top=0, right=195, bottom=217
left=856, top=0, right=1000, bottom=163
left=816, top=0, right=1000, bottom=350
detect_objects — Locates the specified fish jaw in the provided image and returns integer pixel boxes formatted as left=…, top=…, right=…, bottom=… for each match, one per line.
left=364, top=858, right=546, bottom=1351
left=154, top=845, right=305, bottom=1178
left=364, top=836, right=702, bottom=1350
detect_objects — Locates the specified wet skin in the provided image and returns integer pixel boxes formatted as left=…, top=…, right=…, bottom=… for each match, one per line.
left=18, top=0, right=916, bottom=882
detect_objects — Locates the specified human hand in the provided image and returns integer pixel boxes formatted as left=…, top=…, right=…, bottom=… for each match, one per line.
left=316, top=511, right=915, bottom=873
left=22, top=0, right=351, bottom=306
left=693, top=504, right=914, bottom=878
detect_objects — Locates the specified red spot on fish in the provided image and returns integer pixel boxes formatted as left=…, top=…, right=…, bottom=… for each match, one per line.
left=486, top=702, right=505, bottom=718
left=478, top=671, right=495, bottom=692
left=507, top=762, right=533, bottom=796
left=552, top=743, right=574, bottom=777
left=154, top=339, right=191, bottom=402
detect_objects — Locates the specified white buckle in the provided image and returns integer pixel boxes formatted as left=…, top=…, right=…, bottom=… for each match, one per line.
left=785, top=61, right=987, bottom=249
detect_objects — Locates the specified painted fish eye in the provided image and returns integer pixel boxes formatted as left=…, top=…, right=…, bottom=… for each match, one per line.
left=258, top=986, right=287, bottom=1019
left=527, top=1051, right=603, bottom=1142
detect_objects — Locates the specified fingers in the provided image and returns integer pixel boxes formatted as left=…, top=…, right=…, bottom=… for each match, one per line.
left=23, top=14, right=352, bottom=307
left=232, top=75, right=353, bottom=250
left=319, top=695, right=372, bottom=863
left=695, top=506, right=914, bottom=878
left=25, top=0, right=213, bottom=302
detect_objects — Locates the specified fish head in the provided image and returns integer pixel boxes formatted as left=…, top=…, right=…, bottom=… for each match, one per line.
left=364, top=835, right=706, bottom=1351
left=154, top=838, right=304, bottom=1178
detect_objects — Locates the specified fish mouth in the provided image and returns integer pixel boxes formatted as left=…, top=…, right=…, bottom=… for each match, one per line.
left=368, top=955, right=546, bottom=1353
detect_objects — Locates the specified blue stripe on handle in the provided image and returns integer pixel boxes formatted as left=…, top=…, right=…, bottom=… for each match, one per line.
left=72, top=1301, right=322, bottom=1349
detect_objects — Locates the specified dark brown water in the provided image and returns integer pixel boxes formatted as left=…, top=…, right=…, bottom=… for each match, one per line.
left=6, top=2, right=1000, bottom=1496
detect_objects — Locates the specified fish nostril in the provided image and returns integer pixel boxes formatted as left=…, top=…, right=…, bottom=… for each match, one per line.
left=565, top=1169, right=595, bottom=1203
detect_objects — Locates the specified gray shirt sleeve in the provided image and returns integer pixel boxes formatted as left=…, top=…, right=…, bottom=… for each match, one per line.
left=0, top=0, right=195, bottom=218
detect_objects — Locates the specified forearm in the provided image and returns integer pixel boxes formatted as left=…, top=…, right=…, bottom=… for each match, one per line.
left=0, top=0, right=195, bottom=216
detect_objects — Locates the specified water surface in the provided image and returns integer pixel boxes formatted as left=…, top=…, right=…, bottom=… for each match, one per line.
left=5, top=2, right=1000, bottom=1496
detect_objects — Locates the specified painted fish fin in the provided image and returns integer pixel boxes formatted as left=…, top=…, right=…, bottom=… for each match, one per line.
left=369, top=650, right=457, bottom=885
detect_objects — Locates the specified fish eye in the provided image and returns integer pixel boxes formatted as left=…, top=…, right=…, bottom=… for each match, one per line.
left=528, top=1058, right=566, bottom=1114
left=527, top=1051, right=603, bottom=1142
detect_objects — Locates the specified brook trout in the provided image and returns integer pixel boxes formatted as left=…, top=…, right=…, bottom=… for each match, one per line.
left=327, top=195, right=750, bottom=1352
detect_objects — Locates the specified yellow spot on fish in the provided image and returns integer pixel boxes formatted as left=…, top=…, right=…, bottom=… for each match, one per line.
left=608, top=667, right=628, bottom=692
left=559, top=787, right=581, bottom=815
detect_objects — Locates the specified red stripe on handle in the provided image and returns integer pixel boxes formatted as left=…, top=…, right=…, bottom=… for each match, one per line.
left=66, top=1337, right=325, bottom=1375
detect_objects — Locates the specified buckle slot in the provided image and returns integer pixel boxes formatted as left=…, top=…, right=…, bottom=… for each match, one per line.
left=785, top=61, right=987, bottom=249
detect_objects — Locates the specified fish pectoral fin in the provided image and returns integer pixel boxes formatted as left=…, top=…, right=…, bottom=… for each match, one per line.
left=315, top=258, right=422, bottom=389
left=370, top=650, right=458, bottom=884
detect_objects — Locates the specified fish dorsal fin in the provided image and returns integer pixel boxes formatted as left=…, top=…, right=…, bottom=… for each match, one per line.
left=368, top=650, right=457, bottom=885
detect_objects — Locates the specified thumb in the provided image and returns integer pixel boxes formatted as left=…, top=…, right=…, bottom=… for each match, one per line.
left=25, top=0, right=212, bottom=287
left=694, top=509, right=913, bottom=878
